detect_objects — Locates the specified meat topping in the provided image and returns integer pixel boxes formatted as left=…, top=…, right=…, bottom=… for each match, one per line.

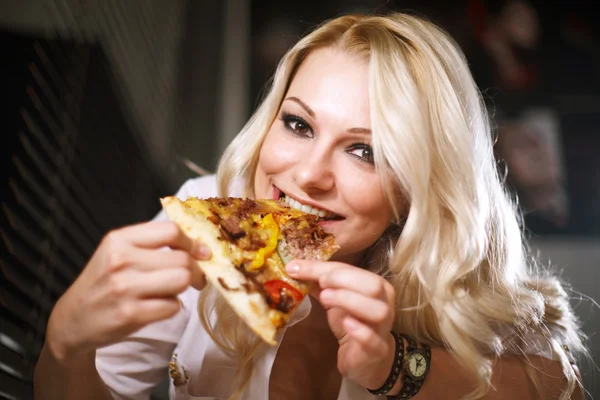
left=219, top=215, right=245, bottom=239
left=276, top=291, right=295, bottom=313
left=280, top=216, right=338, bottom=260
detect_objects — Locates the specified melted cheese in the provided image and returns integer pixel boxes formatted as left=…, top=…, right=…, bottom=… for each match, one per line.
left=250, top=213, right=278, bottom=270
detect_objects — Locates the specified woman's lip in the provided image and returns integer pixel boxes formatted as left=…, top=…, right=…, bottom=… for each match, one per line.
left=318, top=219, right=343, bottom=227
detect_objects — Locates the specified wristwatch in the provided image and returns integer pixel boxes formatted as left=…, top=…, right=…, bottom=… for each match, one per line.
left=405, top=344, right=429, bottom=380
left=388, top=334, right=431, bottom=399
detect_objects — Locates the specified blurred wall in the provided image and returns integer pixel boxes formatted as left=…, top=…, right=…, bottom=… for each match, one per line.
left=531, top=239, right=600, bottom=397
left=0, top=0, right=231, bottom=194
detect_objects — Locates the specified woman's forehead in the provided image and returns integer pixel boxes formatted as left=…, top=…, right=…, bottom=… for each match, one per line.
left=285, top=48, right=371, bottom=126
left=290, top=48, right=369, bottom=90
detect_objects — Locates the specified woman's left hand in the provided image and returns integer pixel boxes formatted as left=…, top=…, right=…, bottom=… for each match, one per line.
left=286, top=260, right=396, bottom=390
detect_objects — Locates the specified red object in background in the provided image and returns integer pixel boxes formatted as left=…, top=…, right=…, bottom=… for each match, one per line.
left=467, top=0, right=488, bottom=42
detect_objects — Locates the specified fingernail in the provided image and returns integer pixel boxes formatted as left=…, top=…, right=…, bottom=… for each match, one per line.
left=195, top=244, right=211, bottom=259
left=285, top=263, right=299, bottom=275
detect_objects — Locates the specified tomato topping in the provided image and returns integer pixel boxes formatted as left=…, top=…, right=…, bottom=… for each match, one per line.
left=264, top=280, right=304, bottom=310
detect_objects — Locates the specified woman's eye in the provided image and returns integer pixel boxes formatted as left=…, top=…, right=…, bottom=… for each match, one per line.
left=288, top=120, right=310, bottom=135
left=281, top=113, right=313, bottom=137
left=348, top=144, right=374, bottom=164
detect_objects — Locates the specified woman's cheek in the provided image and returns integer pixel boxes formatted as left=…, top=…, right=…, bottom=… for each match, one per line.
left=262, top=134, right=301, bottom=170
left=345, top=175, right=393, bottom=229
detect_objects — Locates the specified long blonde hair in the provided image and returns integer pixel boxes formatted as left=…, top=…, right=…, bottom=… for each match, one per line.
left=199, top=12, right=587, bottom=399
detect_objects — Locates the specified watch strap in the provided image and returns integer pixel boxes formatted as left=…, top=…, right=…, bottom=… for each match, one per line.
left=387, top=334, right=431, bottom=400
left=367, top=331, right=404, bottom=395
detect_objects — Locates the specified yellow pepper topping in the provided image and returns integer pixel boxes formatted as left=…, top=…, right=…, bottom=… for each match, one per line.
left=250, top=213, right=279, bottom=269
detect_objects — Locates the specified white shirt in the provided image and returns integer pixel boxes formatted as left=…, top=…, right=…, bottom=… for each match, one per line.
left=96, top=175, right=557, bottom=400
left=95, top=175, right=378, bottom=400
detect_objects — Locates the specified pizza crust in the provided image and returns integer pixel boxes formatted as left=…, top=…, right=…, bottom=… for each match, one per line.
left=160, top=196, right=278, bottom=345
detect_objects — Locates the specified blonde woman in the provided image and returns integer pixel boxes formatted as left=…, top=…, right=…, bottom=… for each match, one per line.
left=34, top=12, right=587, bottom=400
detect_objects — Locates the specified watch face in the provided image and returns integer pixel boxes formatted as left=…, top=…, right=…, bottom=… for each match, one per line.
left=406, top=351, right=428, bottom=379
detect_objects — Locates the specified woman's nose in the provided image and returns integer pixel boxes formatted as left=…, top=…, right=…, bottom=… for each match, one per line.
left=292, top=148, right=335, bottom=194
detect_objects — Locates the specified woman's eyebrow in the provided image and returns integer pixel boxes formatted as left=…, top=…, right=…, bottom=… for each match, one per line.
left=283, top=96, right=315, bottom=118
left=347, top=127, right=371, bottom=134
left=284, top=96, right=371, bottom=134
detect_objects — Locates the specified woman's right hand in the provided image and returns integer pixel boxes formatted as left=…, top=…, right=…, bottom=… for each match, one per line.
left=44, top=220, right=211, bottom=362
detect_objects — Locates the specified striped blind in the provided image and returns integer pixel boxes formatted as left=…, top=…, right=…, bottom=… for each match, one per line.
left=1, top=31, right=167, bottom=400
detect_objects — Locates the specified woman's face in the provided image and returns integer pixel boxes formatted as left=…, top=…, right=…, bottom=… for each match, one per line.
left=254, top=48, right=395, bottom=264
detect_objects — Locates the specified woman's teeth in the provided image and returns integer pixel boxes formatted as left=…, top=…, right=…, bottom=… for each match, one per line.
left=283, top=195, right=336, bottom=219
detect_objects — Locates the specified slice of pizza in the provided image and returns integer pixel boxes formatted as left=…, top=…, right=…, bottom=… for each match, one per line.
left=160, top=196, right=339, bottom=345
